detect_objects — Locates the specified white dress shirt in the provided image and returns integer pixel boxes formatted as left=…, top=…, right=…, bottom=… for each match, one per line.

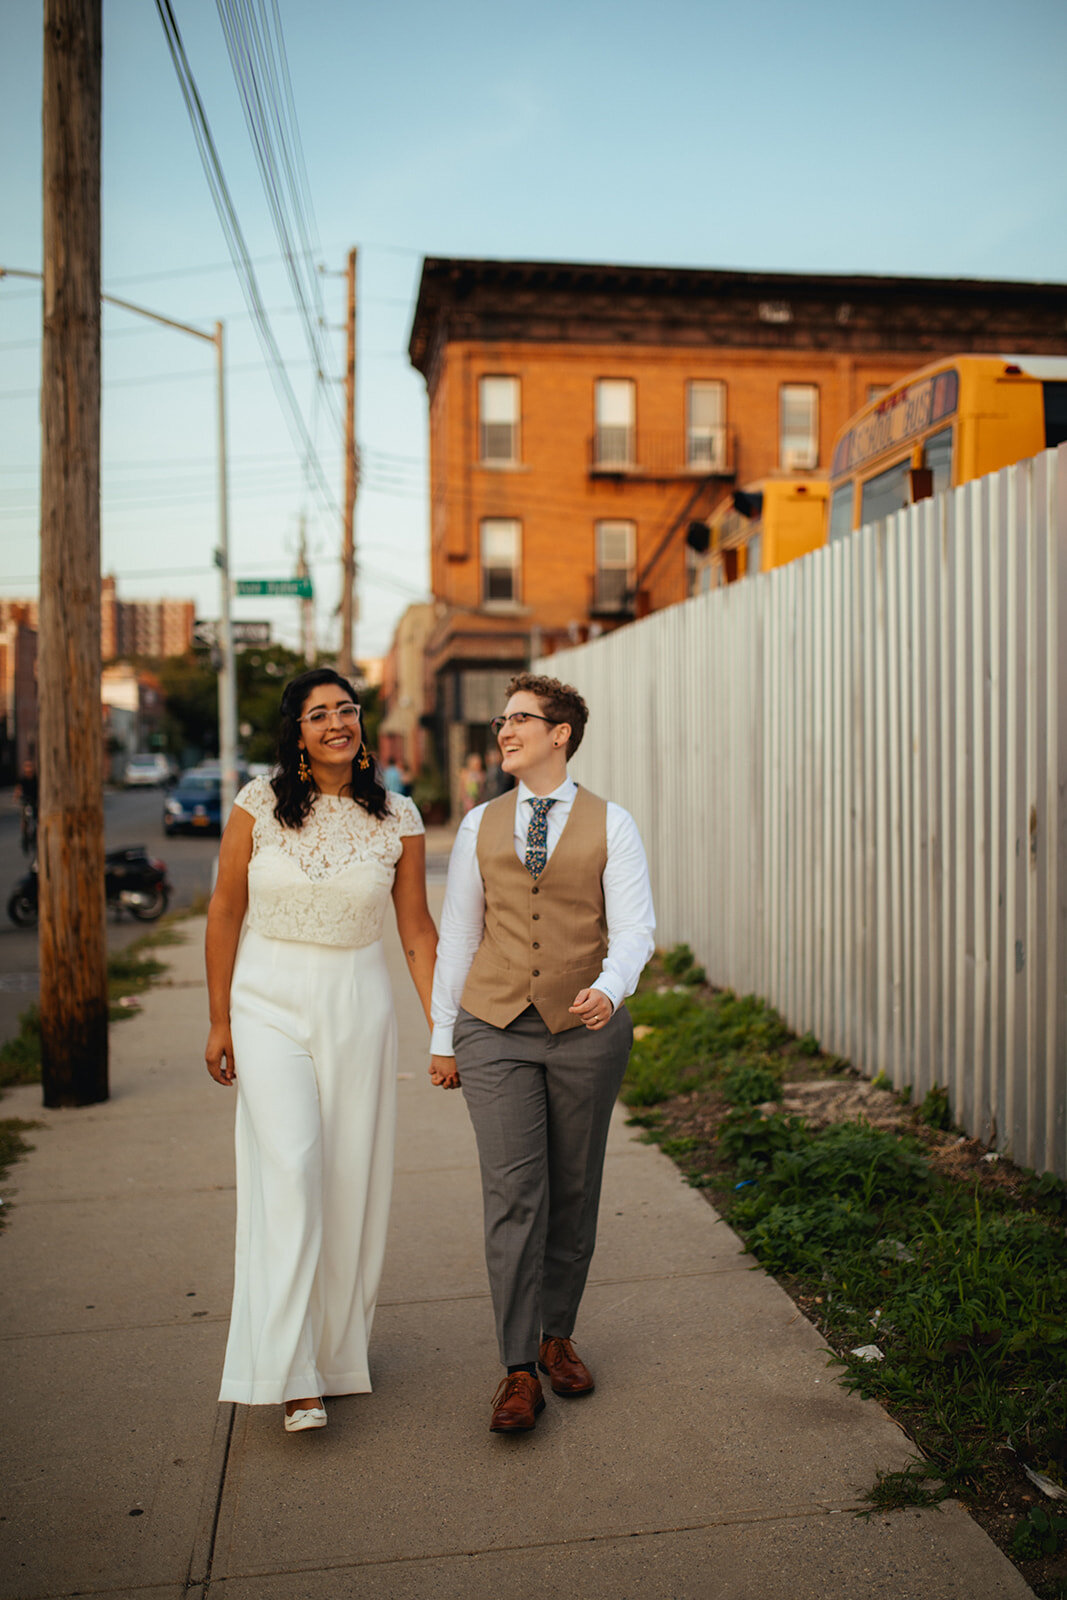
left=430, top=777, right=656, bottom=1056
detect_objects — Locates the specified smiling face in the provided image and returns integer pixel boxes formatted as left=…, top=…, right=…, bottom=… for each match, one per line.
left=298, top=682, right=362, bottom=790
left=496, top=690, right=571, bottom=793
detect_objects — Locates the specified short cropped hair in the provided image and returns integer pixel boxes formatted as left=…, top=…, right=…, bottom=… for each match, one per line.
left=505, top=672, right=589, bottom=759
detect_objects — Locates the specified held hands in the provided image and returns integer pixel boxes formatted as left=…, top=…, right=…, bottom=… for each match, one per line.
left=205, top=1022, right=236, bottom=1086
left=429, top=1054, right=461, bottom=1090
left=570, top=987, right=613, bottom=1031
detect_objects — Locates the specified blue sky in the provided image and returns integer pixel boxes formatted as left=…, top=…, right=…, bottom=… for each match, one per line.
left=2, top=0, right=1065, bottom=657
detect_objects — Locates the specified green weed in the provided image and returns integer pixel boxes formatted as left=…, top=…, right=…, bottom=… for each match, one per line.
left=0, top=1006, right=42, bottom=1088
left=1011, top=1506, right=1067, bottom=1561
left=0, top=1118, right=37, bottom=1231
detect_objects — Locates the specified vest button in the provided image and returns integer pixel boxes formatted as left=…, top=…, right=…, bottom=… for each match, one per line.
left=532, top=912, right=540, bottom=920
left=532, top=969, right=540, bottom=977
left=532, top=941, right=540, bottom=949
left=531, top=886, right=540, bottom=895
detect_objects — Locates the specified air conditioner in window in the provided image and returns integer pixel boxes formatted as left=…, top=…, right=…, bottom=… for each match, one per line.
left=782, top=447, right=817, bottom=471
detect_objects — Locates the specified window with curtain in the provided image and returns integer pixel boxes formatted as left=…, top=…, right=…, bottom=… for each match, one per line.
left=594, top=379, right=635, bottom=467
left=779, top=385, right=819, bottom=470
left=480, top=518, right=521, bottom=604
left=594, top=520, right=635, bottom=611
left=479, top=376, right=520, bottom=464
left=686, top=380, right=726, bottom=469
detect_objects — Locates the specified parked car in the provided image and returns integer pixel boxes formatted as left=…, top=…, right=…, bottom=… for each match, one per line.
left=124, top=752, right=173, bottom=788
left=162, top=765, right=247, bottom=836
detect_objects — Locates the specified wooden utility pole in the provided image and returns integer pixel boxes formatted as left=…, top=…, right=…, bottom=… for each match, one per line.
left=38, top=0, right=108, bottom=1105
left=339, top=246, right=357, bottom=675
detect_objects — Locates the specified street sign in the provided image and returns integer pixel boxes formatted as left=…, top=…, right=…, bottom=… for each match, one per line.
left=194, top=619, right=272, bottom=647
left=235, top=578, right=312, bottom=599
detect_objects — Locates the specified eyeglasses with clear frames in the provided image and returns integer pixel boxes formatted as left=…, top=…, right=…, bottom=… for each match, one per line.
left=490, top=711, right=557, bottom=736
left=299, top=703, right=361, bottom=727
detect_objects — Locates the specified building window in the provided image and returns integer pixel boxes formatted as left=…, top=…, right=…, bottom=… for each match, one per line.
left=479, top=376, right=520, bottom=465
left=481, top=518, right=521, bottom=605
left=594, top=520, right=635, bottom=612
left=686, top=380, right=727, bottom=470
left=780, top=384, right=819, bottom=470
left=594, top=379, right=635, bottom=468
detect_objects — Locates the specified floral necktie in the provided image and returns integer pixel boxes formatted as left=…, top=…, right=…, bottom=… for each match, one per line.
left=524, top=797, right=557, bottom=879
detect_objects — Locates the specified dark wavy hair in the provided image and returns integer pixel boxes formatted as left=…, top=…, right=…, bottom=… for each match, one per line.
left=271, top=667, right=388, bottom=829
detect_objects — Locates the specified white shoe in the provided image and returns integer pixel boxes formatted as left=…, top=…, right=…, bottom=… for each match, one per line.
left=284, top=1404, right=327, bottom=1433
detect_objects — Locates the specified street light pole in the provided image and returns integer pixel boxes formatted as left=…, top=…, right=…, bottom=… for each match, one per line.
left=0, top=269, right=239, bottom=822
left=215, top=319, right=238, bottom=821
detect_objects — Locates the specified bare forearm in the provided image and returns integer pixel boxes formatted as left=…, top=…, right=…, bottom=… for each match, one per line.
left=403, top=923, right=437, bottom=1028
left=205, top=905, right=244, bottom=1024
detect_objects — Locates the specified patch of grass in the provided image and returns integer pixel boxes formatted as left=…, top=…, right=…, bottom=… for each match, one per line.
left=861, top=1460, right=952, bottom=1512
left=0, top=1006, right=42, bottom=1089
left=628, top=952, right=1067, bottom=1594
left=625, top=978, right=789, bottom=1108
left=0, top=1118, right=38, bottom=1230
left=918, top=1082, right=954, bottom=1130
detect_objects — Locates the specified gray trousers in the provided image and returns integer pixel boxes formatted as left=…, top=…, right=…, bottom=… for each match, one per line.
left=454, top=1003, right=633, bottom=1367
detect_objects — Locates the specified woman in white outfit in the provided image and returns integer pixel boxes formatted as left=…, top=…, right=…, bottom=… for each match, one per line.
left=205, top=668, right=436, bottom=1432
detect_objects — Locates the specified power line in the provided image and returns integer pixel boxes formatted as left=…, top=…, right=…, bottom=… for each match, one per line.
left=153, top=0, right=340, bottom=519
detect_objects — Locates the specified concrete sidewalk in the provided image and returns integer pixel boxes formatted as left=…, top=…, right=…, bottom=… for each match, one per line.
left=0, top=905, right=1033, bottom=1600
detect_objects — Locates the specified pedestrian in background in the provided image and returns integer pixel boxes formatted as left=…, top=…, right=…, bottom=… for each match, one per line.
left=382, top=756, right=405, bottom=794
left=460, top=750, right=485, bottom=814
left=482, top=747, right=512, bottom=799
left=205, top=668, right=437, bottom=1433
left=429, top=673, right=655, bottom=1433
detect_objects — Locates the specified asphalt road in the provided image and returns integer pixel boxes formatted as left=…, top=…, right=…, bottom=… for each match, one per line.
left=0, top=782, right=218, bottom=1046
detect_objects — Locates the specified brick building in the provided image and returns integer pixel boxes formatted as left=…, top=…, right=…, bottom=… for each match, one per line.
left=101, top=576, right=195, bottom=660
left=406, top=257, right=1067, bottom=781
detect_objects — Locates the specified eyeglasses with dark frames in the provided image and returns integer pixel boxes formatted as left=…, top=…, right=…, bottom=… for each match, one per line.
left=490, top=711, right=558, bottom=736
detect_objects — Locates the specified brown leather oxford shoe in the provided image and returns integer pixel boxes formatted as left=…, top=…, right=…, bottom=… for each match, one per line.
left=489, top=1370, right=545, bottom=1432
left=538, top=1336, right=595, bottom=1396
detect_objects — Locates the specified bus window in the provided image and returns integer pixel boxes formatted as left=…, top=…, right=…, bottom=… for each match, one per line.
left=861, top=458, right=911, bottom=526
left=829, top=484, right=853, bottom=542
left=1045, top=383, right=1067, bottom=448
left=925, top=426, right=953, bottom=495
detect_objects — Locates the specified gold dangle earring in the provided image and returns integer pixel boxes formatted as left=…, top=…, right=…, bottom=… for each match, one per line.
left=358, top=741, right=371, bottom=772
left=298, top=749, right=311, bottom=783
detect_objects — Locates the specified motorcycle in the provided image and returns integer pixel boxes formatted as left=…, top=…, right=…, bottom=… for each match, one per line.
left=7, top=845, right=172, bottom=928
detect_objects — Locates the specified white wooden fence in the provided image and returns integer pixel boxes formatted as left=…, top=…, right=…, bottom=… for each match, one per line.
left=540, top=446, right=1067, bottom=1179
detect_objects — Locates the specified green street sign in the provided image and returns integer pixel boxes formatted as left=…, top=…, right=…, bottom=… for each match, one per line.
left=235, top=578, right=312, bottom=599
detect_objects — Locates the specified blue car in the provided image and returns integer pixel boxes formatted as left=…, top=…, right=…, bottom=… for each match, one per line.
left=163, top=770, right=223, bottom=835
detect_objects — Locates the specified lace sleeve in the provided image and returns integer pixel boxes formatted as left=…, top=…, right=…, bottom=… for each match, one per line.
left=234, top=776, right=274, bottom=824
left=394, top=793, right=425, bottom=838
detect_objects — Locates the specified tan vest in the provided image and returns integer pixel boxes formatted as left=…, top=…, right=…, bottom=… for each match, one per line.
left=461, top=786, right=609, bottom=1034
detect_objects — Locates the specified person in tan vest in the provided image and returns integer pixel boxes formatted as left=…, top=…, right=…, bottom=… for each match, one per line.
left=430, top=673, right=655, bottom=1432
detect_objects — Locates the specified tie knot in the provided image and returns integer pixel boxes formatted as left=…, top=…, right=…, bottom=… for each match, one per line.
left=529, top=797, right=556, bottom=818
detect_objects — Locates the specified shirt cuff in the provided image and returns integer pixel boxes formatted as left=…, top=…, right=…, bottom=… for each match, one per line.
left=430, top=1022, right=455, bottom=1056
left=593, top=973, right=621, bottom=1012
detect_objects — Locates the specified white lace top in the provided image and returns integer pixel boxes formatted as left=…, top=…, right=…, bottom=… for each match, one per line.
left=235, top=776, right=424, bottom=949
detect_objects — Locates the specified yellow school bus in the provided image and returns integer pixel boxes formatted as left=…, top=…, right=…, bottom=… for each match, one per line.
left=827, top=354, right=1067, bottom=541
left=689, top=478, right=829, bottom=591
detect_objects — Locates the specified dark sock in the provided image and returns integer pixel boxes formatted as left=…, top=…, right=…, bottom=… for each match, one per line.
left=507, top=1362, right=536, bottom=1377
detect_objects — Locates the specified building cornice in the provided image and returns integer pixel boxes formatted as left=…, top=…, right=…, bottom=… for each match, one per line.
left=408, top=256, right=1067, bottom=380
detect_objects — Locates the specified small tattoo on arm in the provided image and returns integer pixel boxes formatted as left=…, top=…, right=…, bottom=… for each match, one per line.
left=407, top=949, right=415, bottom=959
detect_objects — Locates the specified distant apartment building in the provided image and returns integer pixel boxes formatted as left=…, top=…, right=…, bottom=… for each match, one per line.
left=406, top=256, right=1067, bottom=779
left=2, top=580, right=195, bottom=663
left=101, top=576, right=195, bottom=660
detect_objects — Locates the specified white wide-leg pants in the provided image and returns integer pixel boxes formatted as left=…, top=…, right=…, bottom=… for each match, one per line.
left=218, top=928, right=397, bottom=1405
